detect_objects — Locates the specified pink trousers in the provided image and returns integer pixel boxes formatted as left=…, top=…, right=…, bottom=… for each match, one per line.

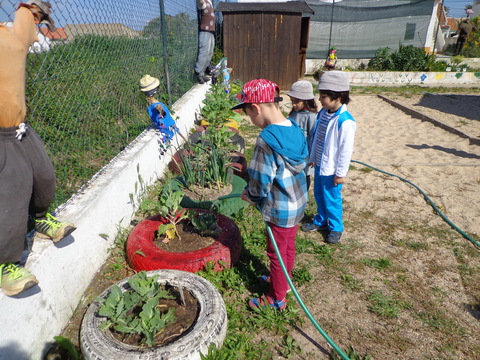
left=266, top=222, right=298, bottom=300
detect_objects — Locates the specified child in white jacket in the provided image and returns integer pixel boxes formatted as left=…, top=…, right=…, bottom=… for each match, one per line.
left=301, top=71, right=356, bottom=244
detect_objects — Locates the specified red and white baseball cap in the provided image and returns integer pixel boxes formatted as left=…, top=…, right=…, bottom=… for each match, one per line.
left=231, top=79, right=283, bottom=110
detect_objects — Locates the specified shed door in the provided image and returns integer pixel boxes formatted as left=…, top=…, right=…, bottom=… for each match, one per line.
left=223, top=12, right=302, bottom=90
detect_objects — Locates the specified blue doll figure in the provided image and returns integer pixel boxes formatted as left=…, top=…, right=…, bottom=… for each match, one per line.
left=140, top=75, right=179, bottom=144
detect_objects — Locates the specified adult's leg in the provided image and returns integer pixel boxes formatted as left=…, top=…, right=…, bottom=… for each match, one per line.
left=25, top=127, right=56, bottom=219
left=455, top=38, right=465, bottom=55
left=195, top=31, right=215, bottom=76
left=0, top=127, right=34, bottom=264
left=266, top=223, right=297, bottom=301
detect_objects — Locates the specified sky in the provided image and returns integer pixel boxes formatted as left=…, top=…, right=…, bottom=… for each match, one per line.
left=443, top=0, right=476, bottom=18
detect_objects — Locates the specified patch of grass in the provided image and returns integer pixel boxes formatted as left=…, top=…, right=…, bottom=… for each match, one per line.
left=340, top=274, right=364, bottom=291
left=416, top=309, right=465, bottom=335
left=361, top=257, right=392, bottom=270
left=407, top=241, right=429, bottom=251
left=367, top=290, right=409, bottom=318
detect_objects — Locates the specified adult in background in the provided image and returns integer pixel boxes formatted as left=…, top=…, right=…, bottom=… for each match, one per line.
left=0, top=1, right=76, bottom=297
left=195, top=0, right=216, bottom=84
left=454, top=18, right=478, bottom=55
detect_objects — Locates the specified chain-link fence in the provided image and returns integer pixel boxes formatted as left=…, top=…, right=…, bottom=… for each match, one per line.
left=1, top=0, right=207, bottom=209
left=1, top=0, right=439, bottom=210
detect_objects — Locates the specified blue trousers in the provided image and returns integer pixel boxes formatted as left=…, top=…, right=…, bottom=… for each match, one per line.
left=312, top=171, right=344, bottom=232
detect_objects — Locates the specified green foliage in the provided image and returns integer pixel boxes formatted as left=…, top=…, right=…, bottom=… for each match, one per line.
left=367, top=291, right=409, bottom=319
left=97, top=271, right=176, bottom=347
left=278, top=335, right=302, bottom=358
left=211, top=46, right=224, bottom=66
left=361, top=257, right=392, bottom=270
left=188, top=210, right=220, bottom=237
left=368, top=45, right=452, bottom=72
left=200, top=83, right=239, bottom=128
left=139, top=184, right=187, bottom=241
left=174, top=137, right=235, bottom=190
left=368, top=47, right=394, bottom=70
left=53, top=336, right=80, bottom=360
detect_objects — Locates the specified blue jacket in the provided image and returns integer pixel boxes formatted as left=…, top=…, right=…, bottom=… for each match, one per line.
left=147, top=102, right=178, bottom=141
left=245, top=119, right=307, bottom=228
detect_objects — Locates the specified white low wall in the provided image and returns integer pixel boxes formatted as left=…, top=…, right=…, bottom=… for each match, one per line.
left=0, top=83, right=209, bottom=360
left=305, top=59, right=480, bottom=86
left=348, top=70, right=480, bottom=85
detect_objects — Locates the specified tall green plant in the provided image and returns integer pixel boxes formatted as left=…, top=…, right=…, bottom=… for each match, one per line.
left=139, top=184, right=188, bottom=241
left=200, top=83, right=239, bottom=128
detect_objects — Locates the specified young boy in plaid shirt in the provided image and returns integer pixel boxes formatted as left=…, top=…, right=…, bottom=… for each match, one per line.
left=233, top=79, right=308, bottom=310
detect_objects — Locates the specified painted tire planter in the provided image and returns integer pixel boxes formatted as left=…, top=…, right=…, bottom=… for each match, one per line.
left=126, top=209, right=242, bottom=273
left=80, top=269, right=227, bottom=360
left=168, top=175, right=248, bottom=217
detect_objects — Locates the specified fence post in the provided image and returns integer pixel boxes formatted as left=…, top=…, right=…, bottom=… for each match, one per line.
left=159, top=0, right=172, bottom=107
left=327, top=0, right=335, bottom=57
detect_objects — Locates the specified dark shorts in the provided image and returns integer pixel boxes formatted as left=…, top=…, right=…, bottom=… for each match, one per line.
left=0, top=124, right=56, bottom=263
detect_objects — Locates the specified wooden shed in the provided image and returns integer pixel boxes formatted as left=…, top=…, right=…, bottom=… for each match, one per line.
left=216, top=1, right=314, bottom=90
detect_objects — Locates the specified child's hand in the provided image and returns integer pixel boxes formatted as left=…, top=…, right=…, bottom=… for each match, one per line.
left=334, top=176, right=345, bottom=186
left=306, top=162, right=314, bottom=169
left=241, top=190, right=256, bottom=205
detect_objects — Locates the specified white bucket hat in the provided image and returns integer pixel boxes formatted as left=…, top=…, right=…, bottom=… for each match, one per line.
left=317, top=71, right=350, bottom=92
left=287, top=80, right=314, bottom=100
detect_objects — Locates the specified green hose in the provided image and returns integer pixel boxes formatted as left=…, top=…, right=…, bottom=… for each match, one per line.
left=351, top=160, right=480, bottom=248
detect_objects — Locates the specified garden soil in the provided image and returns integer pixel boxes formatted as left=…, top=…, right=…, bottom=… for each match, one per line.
left=49, top=91, right=480, bottom=359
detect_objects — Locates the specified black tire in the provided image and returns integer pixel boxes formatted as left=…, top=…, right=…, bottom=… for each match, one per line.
left=80, top=269, right=227, bottom=360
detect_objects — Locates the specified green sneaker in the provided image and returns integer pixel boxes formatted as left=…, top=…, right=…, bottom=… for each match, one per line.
left=35, top=213, right=76, bottom=242
left=0, top=263, right=39, bottom=296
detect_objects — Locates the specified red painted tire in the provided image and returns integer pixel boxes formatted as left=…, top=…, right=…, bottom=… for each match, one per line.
left=229, top=151, right=248, bottom=179
left=126, top=209, right=242, bottom=273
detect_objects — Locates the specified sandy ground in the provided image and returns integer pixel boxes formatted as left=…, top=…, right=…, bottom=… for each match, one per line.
left=348, top=93, right=480, bottom=237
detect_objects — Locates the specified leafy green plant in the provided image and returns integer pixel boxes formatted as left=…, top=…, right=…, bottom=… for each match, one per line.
left=139, top=184, right=187, bottom=241
left=188, top=210, right=220, bottom=237
left=97, top=271, right=176, bottom=347
left=368, top=47, right=394, bottom=70
left=278, top=335, right=302, bottom=358
left=200, top=83, right=239, bottom=128
left=53, top=336, right=80, bottom=360
left=368, top=45, right=450, bottom=72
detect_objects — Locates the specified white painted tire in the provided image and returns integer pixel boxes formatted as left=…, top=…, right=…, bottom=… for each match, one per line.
left=80, top=269, right=227, bottom=360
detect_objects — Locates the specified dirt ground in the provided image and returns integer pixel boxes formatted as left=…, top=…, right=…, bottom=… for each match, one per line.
left=50, top=90, right=480, bottom=360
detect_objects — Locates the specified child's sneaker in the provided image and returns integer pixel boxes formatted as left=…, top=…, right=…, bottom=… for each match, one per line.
left=326, top=231, right=342, bottom=244
left=0, top=263, right=39, bottom=296
left=248, top=295, right=287, bottom=311
left=301, top=223, right=329, bottom=232
left=35, top=213, right=76, bottom=242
